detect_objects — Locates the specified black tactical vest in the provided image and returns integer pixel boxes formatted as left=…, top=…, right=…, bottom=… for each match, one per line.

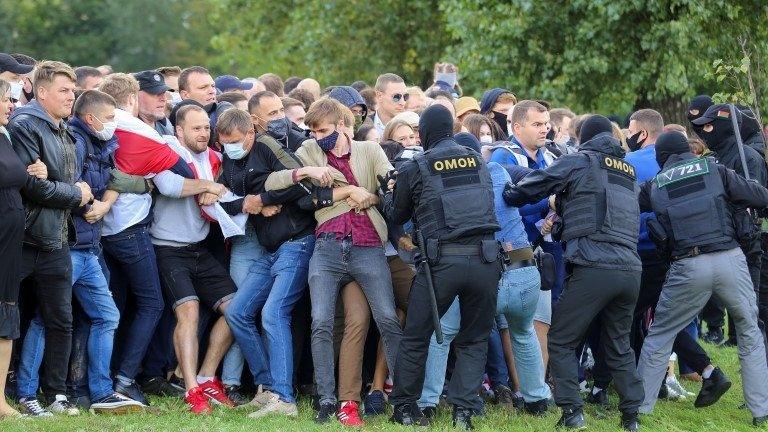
left=559, top=152, right=640, bottom=248
left=650, top=156, right=736, bottom=256
left=414, top=144, right=499, bottom=241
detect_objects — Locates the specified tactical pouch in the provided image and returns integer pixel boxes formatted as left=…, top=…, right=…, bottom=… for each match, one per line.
left=646, top=219, right=669, bottom=251
left=426, top=238, right=440, bottom=265
left=534, top=247, right=556, bottom=291
left=480, top=239, right=501, bottom=264
left=734, top=208, right=759, bottom=246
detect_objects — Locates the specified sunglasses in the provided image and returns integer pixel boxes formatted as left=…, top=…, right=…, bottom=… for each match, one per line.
left=390, top=93, right=410, bottom=103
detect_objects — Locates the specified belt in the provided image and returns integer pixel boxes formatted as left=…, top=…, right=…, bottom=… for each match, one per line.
left=672, top=246, right=701, bottom=261
left=440, top=244, right=482, bottom=256
left=504, top=258, right=537, bottom=270
left=505, top=247, right=534, bottom=261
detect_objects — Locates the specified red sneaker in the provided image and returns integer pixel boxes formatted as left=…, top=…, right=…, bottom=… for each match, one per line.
left=185, top=387, right=212, bottom=414
left=198, top=378, right=236, bottom=408
left=337, top=401, right=364, bottom=427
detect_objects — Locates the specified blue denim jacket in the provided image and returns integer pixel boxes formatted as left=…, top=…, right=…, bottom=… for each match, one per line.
left=489, top=162, right=530, bottom=250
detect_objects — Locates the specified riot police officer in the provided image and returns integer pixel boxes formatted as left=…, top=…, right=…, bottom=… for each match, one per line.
left=504, top=115, right=644, bottom=431
left=382, top=105, right=502, bottom=430
left=635, top=131, right=768, bottom=426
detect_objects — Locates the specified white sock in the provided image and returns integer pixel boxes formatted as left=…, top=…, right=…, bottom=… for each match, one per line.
left=702, top=366, right=714, bottom=379
left=196, top=375, right=214, bottom=384
left=592, top=387, right=603, bottom=395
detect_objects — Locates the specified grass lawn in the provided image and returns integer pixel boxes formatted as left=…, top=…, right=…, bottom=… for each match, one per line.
left=1, top=343, right=760, bottom=431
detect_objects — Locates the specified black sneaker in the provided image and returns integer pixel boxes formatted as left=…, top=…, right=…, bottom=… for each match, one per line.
left=115, top=381, right=150, bottom=406
left=512, top=393, right=525, bottom=409
left=586, top=388, right=610, bottom=409
left=224, top=385, right=249, bottom=407
left=754, top=414, right=768, bottom=426
left=140, top=376, right=184, bottom=397
left=314, top=402, right=337, bottom=424
left=364, top=390, right=386, bottom=416
left=5, top=370, right=17, bottom=401
left=702, top=328, right=724, bottom=345
left=621, top=411, right=640, bottom=431
left=556, top=407, right=586, bottom=429
left=523, top=398, right=548, bottom=416
left=71, top=394, right=91, bottom=410
left=390, top=403, right=430, bottom=427
left=453, top=406, right=474, bottom=430
left=695, top=367, right=732, bottom=408
left=493, top=384, right=515, bottom=408
left=422, top=405, right=437, bottom=420
left=90, top=393, right=144, bottom=414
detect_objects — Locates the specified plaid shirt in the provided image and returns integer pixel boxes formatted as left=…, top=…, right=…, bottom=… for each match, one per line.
left=315, top=149, right=381, bottom=247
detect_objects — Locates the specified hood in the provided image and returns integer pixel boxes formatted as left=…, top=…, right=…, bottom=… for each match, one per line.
left=479, top=88, right=509, bottom=114
left=739, top=107, right=762, bottom=141
left=10, top=99, right=60, bottom=130
left=419, top=104, right=454, bottom=150
left=661, top=152, right=697, bottom=169
left=579, top=133, right=625, bottom=158
left=68, top=116, right=119, bottom=151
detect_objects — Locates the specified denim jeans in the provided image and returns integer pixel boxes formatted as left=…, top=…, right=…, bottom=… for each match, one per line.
left=496, top=266, right=551, bottom=402
left=486, top=327, right=510, bottom=388
left=102, top=223, right=163, bottom=382
left=221, top=227, right=266, bottom=387
left=418, top=298, right=461, bottom=409
left=19, top=248, right=120, bottom=400
left=225, top=234, right=313, bottom=403
left=308, top=234, right=402, bottom=405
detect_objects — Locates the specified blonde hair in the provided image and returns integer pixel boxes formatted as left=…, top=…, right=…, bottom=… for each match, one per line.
left=612, top=122, right=628, bottom=152
left=33, top=60, right=76, bottom=97
left=382, top=119, right=414, bottom=142
left=305, top=97, right=348, bottom=129
left=99, top=73, right=140, bottom=107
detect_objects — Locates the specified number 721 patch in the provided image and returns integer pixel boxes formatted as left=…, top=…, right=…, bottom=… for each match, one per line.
left=655, top=158, right=709, bottom=188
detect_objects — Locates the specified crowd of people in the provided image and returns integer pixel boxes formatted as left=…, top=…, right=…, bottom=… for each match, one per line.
left=0, top=52, right=767, bottom=431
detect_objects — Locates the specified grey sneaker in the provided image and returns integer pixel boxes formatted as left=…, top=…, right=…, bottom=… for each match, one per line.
left=19, top=397, right=53, bottom=417
left=248, top=398, right=298, bottom=419
left=90, top=393, right=144, bottom=414
left=249, top=387, right=279, bottom=408
left=47, top=394, right=80, bottom=416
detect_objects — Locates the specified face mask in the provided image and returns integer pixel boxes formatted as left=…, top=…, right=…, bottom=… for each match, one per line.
left=298, top=122, right=308, bottom=131
left=223, top=141, right=248, bottom=160
left=479, top=135, right=493, bottom=144
left=316, top=129, right=339, bottom=151
left=266, top=117, right=289, bottom=139
left=626, top=130, right=645, bottom=152
left=92, top=116, right=117, bottom=141
left=555, top=134, right=571, bottom=146
left=354, top=114, right=364, bottom=131
left=435, top=72, right=458, bottom=88
left=9, top=82, right=23, bottom=102
left=170, top=91, right=182, bottom=106
left=697, top=119, right=733, bottom=152
left=492, top=111, right=508, bottom=137
left=507, top=123, right=514, bottom=137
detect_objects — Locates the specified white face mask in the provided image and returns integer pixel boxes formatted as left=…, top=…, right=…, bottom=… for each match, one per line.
left=223, top=141, right=248, bottom=160
left=298, top=122, right=308, bottom=131
left=507, top=124, right=514, bottom=137
left=479, top=135, right=493, bottom=144
left=170, top=91, right=182, bottom=106
left=93, top=116, right=117, bottom=140
left=555, top=134, right=571, bottom=145
left=9, top=81, right=23, bottom=101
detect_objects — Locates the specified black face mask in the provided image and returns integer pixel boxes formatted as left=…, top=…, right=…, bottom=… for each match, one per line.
left=626, top=130, right=646, bottom=152
left=492, top=111, right=508, bottom=138
left=22, top=87, right=34, bottom=102
left=697, top=118, right=734, bottom=152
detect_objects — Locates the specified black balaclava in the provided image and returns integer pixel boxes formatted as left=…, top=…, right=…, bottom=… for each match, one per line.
left=578, top=114, right=613, bottom=143
left=739, top=107, right=761, bottom=140
left=419, top=104, right=454, bottom=150
left=687, top=95, right=713, bottom=123
left=694, top=105, right=739, bottom=152
left=654, top=131, right=691, bottom=167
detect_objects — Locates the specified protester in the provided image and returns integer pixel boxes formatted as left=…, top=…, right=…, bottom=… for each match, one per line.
left=259, top=73, right=284, bottom=97
left=382, top=119, right=418, bottom=148
left=373, top=73, right=408, bottom=136
left=0, top=54, right=34, bottom=104
left=214, top=75, right=253, bottom=94
left=217, top=91, right=249, bottom=111
left=74, top=66, right=103, bottom=91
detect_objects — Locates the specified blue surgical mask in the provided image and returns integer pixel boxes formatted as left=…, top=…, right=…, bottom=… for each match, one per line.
left=223, top=141, right=248, bottom=160
left=267, top=117, right=289, bottom=140
left=316, top=129, right=339, bottom=151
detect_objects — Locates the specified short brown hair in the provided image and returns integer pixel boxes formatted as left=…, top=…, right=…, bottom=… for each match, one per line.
left=287, top=88, right=315, bottom=110
left=629, top=109, right=664, bottom=139
left=463, top=113, right=500, bottom=141
left=511, top=100, right=547, bottom=127
left=33, top=60, right=76, bottom=97
left=663, top=123, right=687, bottom=137
left=248, top=90, right=279, bottom=114
left=217, top=91, right=248, bottom=106
left=73, top=90, right=116, bottom=118
left=374, top=73, right=405, bottom=92
left=305, top=98, right=348, bottom=129
left=216, top=108, right=252, bottom=136
left=99, top=73, right=140, bottom=107
left=259, top=73, right=284, bottom=97
left=74, top=66, right=102, bottom=88
left=175, top=104, right=207, bottom=128
left=282, top=96, right=305, bottom=110
left=549, top=108, right=575, bottom=127
left=156, top=66, right=182, bottom=78
left=178, top=66, right=210, bottom=92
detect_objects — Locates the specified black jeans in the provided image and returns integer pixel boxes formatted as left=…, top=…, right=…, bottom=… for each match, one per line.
left=19, top=244, right=73, bottom=398
left=549, top=265, right=643, bottom=414
left=390, top=253, right=501, bottom=409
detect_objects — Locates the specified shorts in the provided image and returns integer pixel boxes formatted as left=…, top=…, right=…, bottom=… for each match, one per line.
left=154, top=243, right=236, bottom=311
left=533, top=288, right=552, bottom=325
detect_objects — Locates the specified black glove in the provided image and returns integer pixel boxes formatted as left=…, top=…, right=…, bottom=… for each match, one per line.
left=377, top=170, right=398, bottom=196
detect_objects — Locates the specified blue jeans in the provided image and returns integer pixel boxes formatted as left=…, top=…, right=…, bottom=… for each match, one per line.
left=308, top=234, right=402, bottom=405
left=496, top=266, right=550, bottom=402
left=486, top=327, right=510, bottom=388
left=418, top=298, right=461, bottom=409
left=225, top=234, right=313, bottom=403
left=102, top=223, right=163, bottom=382
left=18, top=249, right=120, bottom=400
left=221, top=227, right=266, bottom=387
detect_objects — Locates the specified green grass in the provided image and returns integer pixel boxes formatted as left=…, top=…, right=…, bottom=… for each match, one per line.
left=1, top=343, right=761, bottom=431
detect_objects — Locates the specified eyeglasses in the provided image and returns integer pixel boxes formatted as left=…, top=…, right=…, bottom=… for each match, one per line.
left=391, top=93, right=410, bottom=103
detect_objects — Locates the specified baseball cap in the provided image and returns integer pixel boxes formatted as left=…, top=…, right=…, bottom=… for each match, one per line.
left=0, top=53, right=33, bottom=75
left=215, top=75, right=253, bottom=92
left=134, top=70, right=171, bottom=95
left=691, top=104, right=739, bottom=126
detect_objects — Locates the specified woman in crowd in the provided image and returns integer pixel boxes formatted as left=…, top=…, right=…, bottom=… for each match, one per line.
left=381, top=119, right=418, bottom=148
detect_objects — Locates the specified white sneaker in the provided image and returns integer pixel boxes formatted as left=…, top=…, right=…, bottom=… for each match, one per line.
left=578, top=380, right=590, bottom=394
left=248, top=398, right=298, bottom=419
left=666, top=376, right=695, bottom=397
left=249, top=387, right=279, bottom=408
left=19, top=398, right=53, bottom=417
left=47, top=394, right=80, bottom=416
left=664, top=383, right=686, bottom=401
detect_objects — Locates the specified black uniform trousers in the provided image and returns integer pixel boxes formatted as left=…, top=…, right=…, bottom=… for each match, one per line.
left=390, top=253, right=501, bottom=409
left=549, top=264, right=644, bottom=414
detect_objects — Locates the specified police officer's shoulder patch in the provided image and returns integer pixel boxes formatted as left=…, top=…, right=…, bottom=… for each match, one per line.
left=428, top=155, right=480, bottom=174
left=656, top=157, right=709, bottom=188
left=600, top=156, right=636, bottom=179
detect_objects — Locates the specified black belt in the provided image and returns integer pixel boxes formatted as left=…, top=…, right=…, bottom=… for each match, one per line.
left=504, top=258, right=537, bottom=270
left=672, top=246, right=701, bottom=261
